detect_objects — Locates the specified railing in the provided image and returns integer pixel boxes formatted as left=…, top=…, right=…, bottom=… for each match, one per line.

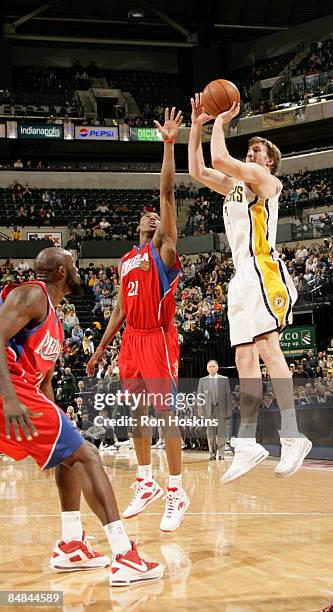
left=291, top=223, right=333, bottom=241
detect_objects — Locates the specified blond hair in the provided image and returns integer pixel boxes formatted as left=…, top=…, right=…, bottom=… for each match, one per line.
left=248, top=136, right=281, bottom=176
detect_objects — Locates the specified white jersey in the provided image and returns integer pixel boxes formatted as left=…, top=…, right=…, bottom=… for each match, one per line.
left=222, top=179, right=297, bottom=346
left=223, top=181, right=281, bottom=269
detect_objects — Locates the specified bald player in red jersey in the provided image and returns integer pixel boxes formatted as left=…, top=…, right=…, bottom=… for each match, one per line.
left=0, top=247, right=163, bottom=586
left=87, top=107, right=189, bottom=532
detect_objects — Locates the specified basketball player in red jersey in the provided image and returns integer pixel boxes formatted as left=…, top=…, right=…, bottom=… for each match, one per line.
left=87, top=107, right=189, bottom=532
left=0, top=247, right=163, bottom=586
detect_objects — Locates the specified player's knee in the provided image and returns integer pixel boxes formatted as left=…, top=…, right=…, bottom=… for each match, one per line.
left=257, top=338, right=281, bottom=368
left=236, top=347, right=256, bottom=372
left=72, top=441, right=103, bottom=468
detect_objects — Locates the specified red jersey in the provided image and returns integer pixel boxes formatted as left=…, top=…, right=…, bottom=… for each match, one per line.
left=121, top=240, right=180, bottom=330
left=0, top=281, right=64, bottom=388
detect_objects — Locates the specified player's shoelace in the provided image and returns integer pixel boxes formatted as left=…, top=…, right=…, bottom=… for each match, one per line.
left=163, top=491, right=177, bottom=518
left=129, top=480, right=148, bottom=501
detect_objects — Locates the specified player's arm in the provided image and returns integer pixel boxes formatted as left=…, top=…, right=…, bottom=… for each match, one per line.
left=152, top=107, right=183, bottom=268
left=0, top=284, right=46, bottom=440
left=39, top=366, right=55, bottom=403
left=86, top=278, right=125, bottom=377
left=189, top=93, right=235, bottom=196
left=211, top=106, right=276, bottom=190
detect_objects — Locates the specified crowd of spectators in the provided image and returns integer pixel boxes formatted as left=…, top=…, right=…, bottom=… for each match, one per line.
left=186, top=167, right=332, bottom=235
left=0, top=182, right=163, bottom=234
left=292, top=39, right=333, bottom=77
left=0, top=166, right=331, bottom=235
left=1, top=248, right=333, bottom=450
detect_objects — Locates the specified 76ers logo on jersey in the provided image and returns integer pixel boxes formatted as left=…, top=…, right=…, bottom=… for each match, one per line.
left=122, top=253, right=150, bottom=277
left=35, top=330, right=61, bottom=362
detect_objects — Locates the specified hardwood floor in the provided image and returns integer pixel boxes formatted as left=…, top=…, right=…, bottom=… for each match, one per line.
left=1, top=449, right=332, bottom=611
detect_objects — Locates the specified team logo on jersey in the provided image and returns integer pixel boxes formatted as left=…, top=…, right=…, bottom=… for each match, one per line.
left=139, top=261, right=150, bottom=271
left=272, top=292, right=286, bottom=312
left=35, top=330, right=61, bottom=362
left=122, top=252, right=149, bottom=277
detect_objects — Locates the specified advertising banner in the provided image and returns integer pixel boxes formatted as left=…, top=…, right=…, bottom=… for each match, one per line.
left=27, top=232, right=62, bottom=247
left=18, top=123, right=63, bottom=139
left=261, top=106, right=306, bottom=128
left=129, top=127, right=163, bottom=142
left=280, top=325, right=316, bottom=355
left=75, top=126, right=118, bottom=140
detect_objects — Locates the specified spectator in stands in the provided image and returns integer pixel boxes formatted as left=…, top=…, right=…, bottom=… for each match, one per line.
left=73, top=223, right=86, bottom=242
left=69, top=322, right=84, bottom=347
left=66, top=406, right=78, bottom=426
left=64, top=307, right=79, bottom=331
left=13, top=159, right=23, bottom=169
left=10, top=180, right=23, bottom=202
left=15, top=260, right=29, bottom=274
left=22, top=183, right=32, bottom=199
left=66, top=233, right=79, bottom=257
left=96, top=201, right=109, bottom=214
left=11, top=227, right=22, bottom=241
left=61, top=366, right=77, bottom=403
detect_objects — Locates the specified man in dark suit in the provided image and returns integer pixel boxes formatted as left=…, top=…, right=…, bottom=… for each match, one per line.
left=197, top=360, right=232, bottom=460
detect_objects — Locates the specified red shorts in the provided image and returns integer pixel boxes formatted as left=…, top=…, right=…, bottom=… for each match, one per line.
left=0, top=380, right=84, bottom=470
left=118, top=324, right=179, bottom=412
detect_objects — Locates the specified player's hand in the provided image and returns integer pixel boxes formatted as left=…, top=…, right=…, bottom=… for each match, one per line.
left=191, top=93, right=215, bottom=126
left=86, top=346, right=105, bottom=377
left=3, top=398, right=43, bottom=441
left=154, top=107, right=183, bottom=142
left=215, top=101, right=240, bottom=126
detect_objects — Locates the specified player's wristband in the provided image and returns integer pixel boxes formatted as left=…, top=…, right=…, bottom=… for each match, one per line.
left=163, top=138, right=174, bottom=143
left=97, top=344, right=107, bottom=351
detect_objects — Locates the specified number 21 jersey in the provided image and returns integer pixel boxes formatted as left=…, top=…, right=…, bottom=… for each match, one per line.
left=121, top=240, right=181, bottom=330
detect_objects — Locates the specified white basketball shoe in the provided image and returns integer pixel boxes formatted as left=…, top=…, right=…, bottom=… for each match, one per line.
left=221, top=438, right=269, bottom=484
left=122, top=478, right=163, bottom=519
left=275, top=433, right=312, bottom=477
left=160, top=488, right=189, bottom=532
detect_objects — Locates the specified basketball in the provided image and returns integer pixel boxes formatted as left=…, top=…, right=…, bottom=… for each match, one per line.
left=202, top=79, right=240, bottom=117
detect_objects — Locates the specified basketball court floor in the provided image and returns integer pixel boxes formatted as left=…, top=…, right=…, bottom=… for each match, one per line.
left=1, top=449, right=332, bottom=612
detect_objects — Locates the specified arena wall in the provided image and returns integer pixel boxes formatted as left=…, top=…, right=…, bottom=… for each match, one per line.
left=0, top=149, right=332, bottom=189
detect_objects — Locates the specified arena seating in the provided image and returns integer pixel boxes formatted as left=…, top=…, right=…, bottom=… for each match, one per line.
left=0, top=186, right=160, bottom=234
left=186, top=167, right=332, bottom=235
left=1, top=246, right=333, bottom=442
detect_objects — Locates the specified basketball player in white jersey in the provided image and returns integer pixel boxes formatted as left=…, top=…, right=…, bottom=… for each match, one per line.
left=188, top=93, right=311, bottom=483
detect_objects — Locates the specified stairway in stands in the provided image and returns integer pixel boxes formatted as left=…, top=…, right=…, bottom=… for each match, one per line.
left=67, top=292, right=97, bottom=381
left=71, top=291, right=96, bottom=332
left=177, top=198, right=194, bottom=234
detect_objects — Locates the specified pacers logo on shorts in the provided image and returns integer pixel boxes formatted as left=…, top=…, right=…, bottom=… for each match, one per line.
left=272, top=292, right=286, bottom=312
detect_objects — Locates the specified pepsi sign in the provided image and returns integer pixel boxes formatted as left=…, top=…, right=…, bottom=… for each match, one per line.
left=75, top=126, right=118, bottom=140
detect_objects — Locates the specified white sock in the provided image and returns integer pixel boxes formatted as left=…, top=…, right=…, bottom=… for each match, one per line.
left=280, top=408, right=299, bottom=437
left=237, top=422, right=257, bottom=442
left=168, top=474, right=182, bottom=490
left=138, top=464, right=152, bottom=480
left=104, top=520, right=131, bottom=556
left=61, top=511, right=83, bottom=542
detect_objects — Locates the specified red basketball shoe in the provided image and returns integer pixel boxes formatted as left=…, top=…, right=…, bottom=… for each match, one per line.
left=110, top=542, right=163, bottom=586
left=49, top=532, right=110, bottom=572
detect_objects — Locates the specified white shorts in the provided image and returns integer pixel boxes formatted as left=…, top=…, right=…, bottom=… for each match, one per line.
left=227, top=256, right=297, bottom=347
